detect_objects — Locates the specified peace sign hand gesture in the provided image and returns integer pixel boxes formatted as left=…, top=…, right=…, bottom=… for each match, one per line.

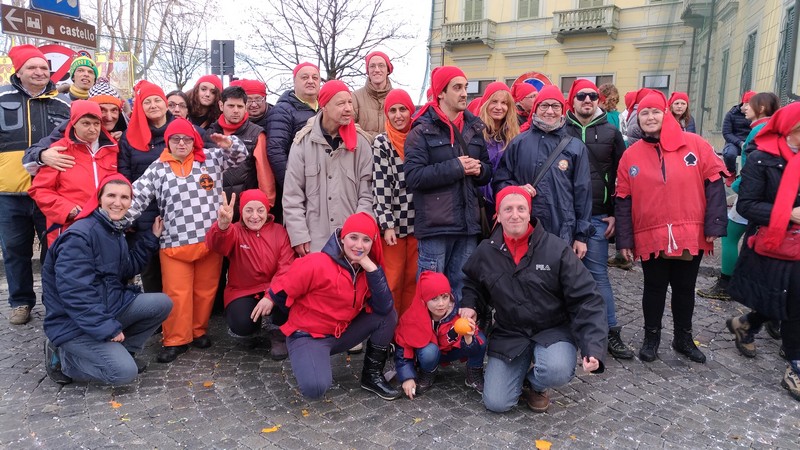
left=218, top=192, right=236, bottom=230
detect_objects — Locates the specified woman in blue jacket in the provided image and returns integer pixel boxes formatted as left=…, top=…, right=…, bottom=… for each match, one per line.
left=42, top=174, right=172, bottom=385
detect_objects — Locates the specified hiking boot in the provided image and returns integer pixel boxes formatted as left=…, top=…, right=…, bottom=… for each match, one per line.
left=9, top=305, right=31, bottom=325
left=415, top=368, right=437, bottom=395
left=608, top=326, right=634, bottom=359
left=766, top=320, right=782, bottom=340
left=781, top=364, right=800, bottom=401
left=639, top=327, right=661, bottom=362
left=607, top=254, right=633, bottom=271
left=465, top=366, right=484, bottom=393
left=360, top=342, right=402, bottom=400
left=269, top=329, right=288, bottom=361
left=44, top=340, right=72, bottom=385
left=697, top=277, right=731, bottom=301
left=522, top=387, right=549, bottom=413
left=672, top=328, right=706, bottom=363
left=726, top=315, right=757, bottom=358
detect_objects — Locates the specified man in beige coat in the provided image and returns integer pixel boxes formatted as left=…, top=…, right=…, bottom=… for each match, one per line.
left=352, top=51, right=394, bottom=142
left=283, top=80, right=374, bottom=256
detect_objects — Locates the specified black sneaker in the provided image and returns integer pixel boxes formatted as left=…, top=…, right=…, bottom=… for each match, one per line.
left=44, top=340, right=73, bottom=385
left=608, top=327, right=634, bottom=359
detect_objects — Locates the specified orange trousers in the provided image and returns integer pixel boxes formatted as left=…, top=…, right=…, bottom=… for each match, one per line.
left=159, top=243, right=222, bottom=347
left=382, top=235, right=418, bottom=316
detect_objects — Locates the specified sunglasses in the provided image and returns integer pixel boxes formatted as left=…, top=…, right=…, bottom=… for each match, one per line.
left=576, top=92, right=599, bottom=101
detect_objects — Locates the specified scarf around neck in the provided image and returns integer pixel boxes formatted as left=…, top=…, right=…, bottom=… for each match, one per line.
left=217, top=112, right=250, bottom=134
left=384, top=118, right=409, bottom=160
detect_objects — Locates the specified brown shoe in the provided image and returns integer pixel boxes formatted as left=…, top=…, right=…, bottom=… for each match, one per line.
left=726, top=315, right=756, bottom=358
left=9, top=305, right=31, bottom=325
left=522, top=387, right=549, bottom=413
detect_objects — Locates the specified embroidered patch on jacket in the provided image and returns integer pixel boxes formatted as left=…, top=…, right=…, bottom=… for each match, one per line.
left=558, top=159, right=569, bottom=171
left=199, top=174, right=214, bottom=191
left=629, top=166, right=639, bottom=177
left=684, top=152, right=697, bottom=166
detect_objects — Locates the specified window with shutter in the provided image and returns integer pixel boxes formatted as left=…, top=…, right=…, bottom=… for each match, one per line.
left=464, top=0, right=484, bottom=21
left=518, top=0, right=540, bottom=19
left=776, top=6, right=796, bottom=105
left=740, top=32, right=756, bottom=94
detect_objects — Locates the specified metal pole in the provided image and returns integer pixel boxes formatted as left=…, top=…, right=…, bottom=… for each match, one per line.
left=686, top=27, right=697, bottom=100
left=696, top=0, right=716, bottom=135
left=141, top=0, right=147, bottom=79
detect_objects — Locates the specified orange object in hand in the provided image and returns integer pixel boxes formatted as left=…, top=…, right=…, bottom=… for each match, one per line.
left=453, top=317, right=473, bottom=335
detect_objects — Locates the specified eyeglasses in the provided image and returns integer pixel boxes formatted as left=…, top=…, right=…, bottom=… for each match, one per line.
left=168, top=102, right=188, bottom=110
left=246, top=97, right=266, bottom=105
left=575, top=92, right=599, bottom=102
left=169, top=136, right=194, bottom=144
left=537, top=103, right=563, bottom=112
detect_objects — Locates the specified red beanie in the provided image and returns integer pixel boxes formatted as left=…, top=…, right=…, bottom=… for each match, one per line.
left=668, top=91, right=690, bottom=107
left=637, top=91, right=685, bottom=152
left=66, top=100, right=104, bottom=143
left=431, top=66, right=466, bottom=100
left=481, top=81, right=511, bottom=105
left=340, top=212, right=383, bottom=266
left=293, top=62, right=319, bottom=78
left=75, top=173, right=132, bottom=221
left=637, top=91, right=668, bottom=111
left=239, top=188, right=271, bottom=215
left=164, top=117, right=205, bottom=162
left=416, top=271, right=452, bottom=302
left=127, top=80, right=167, bottom=152
left=495, top=186, right=532, bottom=212
left=318, top=80, right=358, bottom=151
left=384, top=88, right=415, bottom=116
left=511, top=82, right=538, bottom=103
left=197, top=75, right=222, bottom=92
left=741, top=91, right=756, bottom=104
left=9, top=45, right=47, bottom=72
left=235, top=79, right=267, bottom=97
left=624, top=91, right=637, bottom=115
left=532, top=85, right=566, bottom=113
left=365, top=51, right=393, bottom=74
left=566, top=79, right=601, bottom=113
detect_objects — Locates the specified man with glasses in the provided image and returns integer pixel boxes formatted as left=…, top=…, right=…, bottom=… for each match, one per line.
left=352, top=51, right=394, bottom=141
left=231, top=79, right=272, bottom=130
left=564, top=80, right=632, bottom=360
left=493, top=85, right=593, bottom=261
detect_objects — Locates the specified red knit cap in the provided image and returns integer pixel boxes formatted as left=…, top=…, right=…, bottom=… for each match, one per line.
left=636, top=91, right=685, bottom=152
left=340, top=212, right=383, bottom=266
left=164, top=117, right=205, bottom=162
left=239, top=188, right=270, bottom=215
left=197, top=75, right=222, bottom=92
left=532, top=85, right=566, bottom=113
left=566, top=79, right=601, bottom=112
left=318, top=80, right=358, bottom=151
left=741, top=91, right=756, bottom=104
left=668, top=91, right=690, bottom=107
left=9, top=45, right=47, bottom=72
left=624, top=91, right=637, bottom=115
left=69, top=100, right=102, bottom=122
left=293, top=62, right=319, bottom=78
left=235, top=79, right=267, bottom=97
left=383, top=89, right=415, bottom=116
left=430, top=66, right=466, bottom=100
left=416, top=271, right=452, bottom=302
left=127, top=80, right=167, bottom=152
left=365, top=51, right=393, bottom=74
left=511, top=82, right=537, bottom=103
left=75, top=173, right=132, bottom=221
left=481, top=81, right=511, bottom=105
left=495, top=186, right=532, bottom=212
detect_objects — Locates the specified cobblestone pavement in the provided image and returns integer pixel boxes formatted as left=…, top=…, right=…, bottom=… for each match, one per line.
left=1, top=249, right=799, bottom=449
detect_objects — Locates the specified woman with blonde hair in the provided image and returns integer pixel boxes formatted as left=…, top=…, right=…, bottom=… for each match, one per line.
left=478, top=82, right=520, bottom=216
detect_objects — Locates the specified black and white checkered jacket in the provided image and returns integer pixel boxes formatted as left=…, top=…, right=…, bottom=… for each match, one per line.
left=372, top=133, right=414, bottom=238
left=128, top=137, right=248, bottom=248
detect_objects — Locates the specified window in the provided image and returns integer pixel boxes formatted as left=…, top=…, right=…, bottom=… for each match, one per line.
left=776, top=6, right=797, bottom=105
left=740, top=31, right=757, bottom=94
left=642, top=74, right=670, bottom=97
left=464, top=0, right=484, bottom=21
left=578, top=0, right=605, bottom=8
left=717, top=50, right=730, bottom=129
left=560, top=75, right=614, bottom=94
left=466, top=79, right=494, bottom=103
left=518, top=0, right=540, bottom=19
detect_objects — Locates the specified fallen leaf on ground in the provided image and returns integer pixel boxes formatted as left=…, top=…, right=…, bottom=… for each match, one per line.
left=261, top=425, right=281, bottom=433
left=109, top=401, right=122, bottom=409
left=535, top=439, right=552, bottom=450
left=569, top=435, right=577, bottom=440
left=412, top=418, right=422, bottom=424
left=203, top=381, right=214, bottom=388
left=301, top=409, right=309, bottom=417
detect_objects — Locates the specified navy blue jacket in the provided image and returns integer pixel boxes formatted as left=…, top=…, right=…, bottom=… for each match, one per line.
left=42, top=209, right=160, bottom=346
left=493, top=122, right=594, bottom=243
left=722, top=104, right=752, bottom=147
left=267, top=90, right=317, bottom=186
left=403, top=108, right=492, bottom=239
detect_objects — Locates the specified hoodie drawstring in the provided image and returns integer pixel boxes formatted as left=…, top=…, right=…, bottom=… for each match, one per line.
left=666, top=223, right=678, bottom=254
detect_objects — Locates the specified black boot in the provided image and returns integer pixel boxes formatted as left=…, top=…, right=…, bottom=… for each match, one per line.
left=360, top=342, right=402, bottom=400
left=608, top=326, right=634, bottom=359
left=672, top=328, right=706, bottom=363
left=639, top=327, right=661, bottom=362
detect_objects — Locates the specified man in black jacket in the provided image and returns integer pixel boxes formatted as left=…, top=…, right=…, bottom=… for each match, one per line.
left=721, top=91, right=755, bottom=182
left=461, top=186, right=607, bottom=413
left=564, top=79, right=633, bottom=360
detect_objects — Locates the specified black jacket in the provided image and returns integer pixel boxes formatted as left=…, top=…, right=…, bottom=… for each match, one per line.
left=267, top=90, right=317, bottom=186
left=565, top=111, right=626, bottom=216
left=403, top=108, right=492, bottom=239
left=461, top=220, right=607, bottom=371
left=206, top=119, right=264, bottom=209
left=722, top=104, right=752, bottom=147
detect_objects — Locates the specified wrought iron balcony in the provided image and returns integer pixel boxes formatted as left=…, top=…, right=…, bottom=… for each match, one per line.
left=552, top=5, right=621, bottom=43
left=442, top=19, right=497, bottom=48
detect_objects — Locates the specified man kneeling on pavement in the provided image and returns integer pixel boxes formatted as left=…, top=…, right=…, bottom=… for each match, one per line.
left=460, top=186, right=607, bottom=413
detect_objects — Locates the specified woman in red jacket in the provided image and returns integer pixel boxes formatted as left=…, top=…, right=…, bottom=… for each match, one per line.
left=29, top=100, right=119, bottom=245
left=266, top=212, right=401, bottom=400
left=205, top=189, right=295, bottom=358
left=615, top=92, right=727, bottom=364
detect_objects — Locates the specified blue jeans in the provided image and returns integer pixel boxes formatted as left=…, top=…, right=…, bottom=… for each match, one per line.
left=0, top=195, right=47, bottom=308
left=416, top=331, right=488, bottom=372
left=417, top=235, right=477, bottom=302
left=582, top=215, right=616, bottom=328
left=59, top=293, right=172, bottom=385
left=722, top=142, right=740, bottom=174
left=483, top=340, right=577, bottom=413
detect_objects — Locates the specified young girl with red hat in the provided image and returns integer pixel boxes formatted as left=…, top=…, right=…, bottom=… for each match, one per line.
left=187, top=75, right=223, bottom=129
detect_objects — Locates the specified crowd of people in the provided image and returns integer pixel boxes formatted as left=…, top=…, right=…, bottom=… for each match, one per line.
left=2, top=42, right=799, bottom=411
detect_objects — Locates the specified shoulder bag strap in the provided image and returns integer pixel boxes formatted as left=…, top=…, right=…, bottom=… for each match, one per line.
left=531, top=136, right=572, bottom=188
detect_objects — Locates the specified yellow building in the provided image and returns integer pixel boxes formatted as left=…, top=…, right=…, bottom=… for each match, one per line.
left=428, top=0, right=799, bottom=146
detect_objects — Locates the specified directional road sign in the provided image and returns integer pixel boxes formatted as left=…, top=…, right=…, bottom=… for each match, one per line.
left=31, top=0, right=81, bottom=20
left=1, top=4, right=95, bottom=49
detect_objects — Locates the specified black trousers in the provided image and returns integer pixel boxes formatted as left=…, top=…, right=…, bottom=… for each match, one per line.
left=224, top=292, right=288, bottom=337
left=641, top=253, right=703, bottom=330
